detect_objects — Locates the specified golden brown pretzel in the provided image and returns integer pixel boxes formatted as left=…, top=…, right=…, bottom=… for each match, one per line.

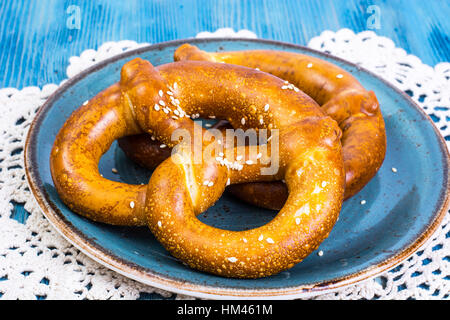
left=118, top=45, right=386, bottom=210
left=50, top=57, right=345, bottom=278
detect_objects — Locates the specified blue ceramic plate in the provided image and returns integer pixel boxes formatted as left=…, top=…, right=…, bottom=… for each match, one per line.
left=25, top=39, right=450, bottom=299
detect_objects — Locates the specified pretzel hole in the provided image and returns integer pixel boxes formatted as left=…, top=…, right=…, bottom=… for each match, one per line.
left=197, top=194, right=276, bottom=231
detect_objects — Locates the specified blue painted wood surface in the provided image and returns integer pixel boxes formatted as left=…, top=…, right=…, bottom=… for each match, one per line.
left=0, top=0, right=449, bottom=90
left=1, top=0, right=449, bottom=299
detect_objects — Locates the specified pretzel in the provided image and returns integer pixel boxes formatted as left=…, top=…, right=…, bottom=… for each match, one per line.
left=118, top=45, right=386, bottom=209
left=117, top=120, right=230, bottom=170
left=50, top=57, right=345, bottom=278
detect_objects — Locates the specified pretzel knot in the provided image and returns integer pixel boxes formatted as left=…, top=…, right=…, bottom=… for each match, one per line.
left=51, top=57, right=345, bottom=278
left=120, top=45, right=386, bottom=210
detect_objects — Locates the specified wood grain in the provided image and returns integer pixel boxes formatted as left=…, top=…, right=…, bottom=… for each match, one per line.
left=0, top=0, right=449, bottom=89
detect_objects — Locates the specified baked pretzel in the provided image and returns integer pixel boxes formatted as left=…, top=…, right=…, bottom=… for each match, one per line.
left=119, top=45, right=386, bottom=209
left=50, top=57, right=345, bottom=278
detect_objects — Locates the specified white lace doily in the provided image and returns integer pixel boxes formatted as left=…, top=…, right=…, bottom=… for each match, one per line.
left=0, top=28, right=449, bottom=300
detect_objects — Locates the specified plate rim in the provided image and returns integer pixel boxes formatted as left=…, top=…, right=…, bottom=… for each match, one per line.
left=24, top=37, right=450, bottom=299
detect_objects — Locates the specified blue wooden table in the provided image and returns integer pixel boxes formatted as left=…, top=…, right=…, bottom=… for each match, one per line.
left=0, top=0, right=449, bottom=90
left=1, top=0, right=449, bottom=299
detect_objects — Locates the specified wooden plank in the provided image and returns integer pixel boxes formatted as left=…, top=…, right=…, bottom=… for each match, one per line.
left=0, top=0, right=448, bottom=89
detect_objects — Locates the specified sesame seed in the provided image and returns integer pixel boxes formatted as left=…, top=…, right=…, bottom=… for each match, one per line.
left=392, top=167, right=398, bottom=173
left=281, top=85, right=288, bottom=90
left=241, top=118, right=246, bottom=125
left=111, top=168, right=118, bottom=174
left=83, top=100, right=89, bottom=105
left=266, top=238, right=275, bottom=244
left=264, top=104, right=270, bottom=112
left=307, top=63, right=313, bottom=68
left=157, top=221, right=162, bottom=228
left=227, top=257, right=237, bottom=263
left=258, top=234, right=264, bottom=241
left=295, top=218, right=301, bottom=225
left=242, top=238, right=247, bottom=243
left=203, top=180, right=209, bottom=186
left=173, top=82, right=178, bottom=90
left=245, top=160, right=253, bottom=165
left=361, top=200, right=367, bottom=205
left=207, top=181, right=214, bottom=187
left=129, top=201, right=135, bottom=209
left=151, top=135, right=156, bottom=141
left=167, top=91, right=173, bottom=95
left=321, top=181, right=328, bottom=187
left=226, top=178, right=231, bottom=186
left=312, top=185, right=322, bottom=194
left=154, top=104, right=160, bottom=111
left=209, top=115, right=216, bottom=119
left=160, top=144, right=166, bottom=148
left=336, top=74, right=344, bottom=79
left=159, top=90, right=163, bottom=97
left=259, top=118, right=264, bottom=125
left=318, top=250, right=324, bottom=256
